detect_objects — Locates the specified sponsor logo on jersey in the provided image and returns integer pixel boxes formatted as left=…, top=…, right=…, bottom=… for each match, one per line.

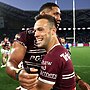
left=40, top=70, right=57, bottom=79
left=60, top=52, right=71, bottom=61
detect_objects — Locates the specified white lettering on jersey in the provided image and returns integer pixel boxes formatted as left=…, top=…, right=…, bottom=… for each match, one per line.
left=40, top=60, right=57, bottom=79
left=41, top=60, right=52, bottom=65
left=60, top=52, right=71, bottom=61
left=40, top=70, right=57, bottom=79
left=30, top=55, right=41, bottom=61
left=41, top=65, right=46, bottom=70
left=41, top=61, right=52, bottom=70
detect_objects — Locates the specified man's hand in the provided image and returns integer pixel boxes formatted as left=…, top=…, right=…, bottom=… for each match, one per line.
left=18, top=68, right=38, bottom=90
left=76, top=74, right=90, bottom=90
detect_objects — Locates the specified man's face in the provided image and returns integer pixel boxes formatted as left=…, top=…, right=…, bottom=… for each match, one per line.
left=34, top=19, right=52, bottom=49
left=61, top=38, right=65, bottom=44
left=48, top=7, right=61, bottom=25
left=40, top=6, right=61, bottom=27
left=4, top=38, right=9, bottom=42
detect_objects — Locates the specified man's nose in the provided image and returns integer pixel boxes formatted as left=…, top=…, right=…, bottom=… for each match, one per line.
left=55, top=15, right=61, bottom=22
left=34, top=30, right=40, bottom=37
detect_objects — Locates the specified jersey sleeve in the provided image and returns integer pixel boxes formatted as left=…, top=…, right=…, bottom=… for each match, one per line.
left=14, top=31, right=27, bottom=48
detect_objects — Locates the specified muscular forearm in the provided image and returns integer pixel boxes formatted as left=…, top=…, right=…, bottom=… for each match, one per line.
left=6, top=60, right=19, bottom=80
left=76, top=74, right=90, bottom=90
left=6, top=41, right=26, bottom=80
left=78, top=80, right=90, bottom=90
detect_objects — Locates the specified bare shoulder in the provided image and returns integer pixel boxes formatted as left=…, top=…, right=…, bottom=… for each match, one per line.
left=10, top=41, right=26, bottom=62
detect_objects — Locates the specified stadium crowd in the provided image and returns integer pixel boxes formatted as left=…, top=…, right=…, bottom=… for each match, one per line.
left=58, top=30, right=90, bottom=43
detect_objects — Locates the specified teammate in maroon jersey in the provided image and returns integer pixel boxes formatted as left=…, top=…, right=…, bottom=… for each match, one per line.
left=34, top=14, right=76, bottom=90
left=6, top=3, right=61, bottom=90
left=0, top=37, right=11, bottom=68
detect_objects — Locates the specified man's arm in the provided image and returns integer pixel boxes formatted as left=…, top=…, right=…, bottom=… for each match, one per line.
left=6, top=41, right=39, bottom=90
left=76, top=74, right=90, bottom=90
left=6, top=41, right=26, bottom=79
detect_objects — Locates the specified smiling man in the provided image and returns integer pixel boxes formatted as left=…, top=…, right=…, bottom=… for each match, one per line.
left=34, top=14, right=76, bottom=90
left=6, top=3, right=62, bottom=90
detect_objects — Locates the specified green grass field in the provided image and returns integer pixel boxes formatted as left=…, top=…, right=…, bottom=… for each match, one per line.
left=0, top=46, right=90, bottom=90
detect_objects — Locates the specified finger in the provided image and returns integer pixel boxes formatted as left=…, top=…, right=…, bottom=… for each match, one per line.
left=19, top=75, right=38, bottom=84
left=19, top=69, right=38, bottom=79
left=25, top=68, right=38, bottom=74
left=20, top=79, right=38, bottom=89
left=30, top=68, right=38, bottom=72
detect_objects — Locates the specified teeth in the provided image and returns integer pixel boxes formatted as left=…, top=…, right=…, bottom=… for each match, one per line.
left=36, top=38, right=42, bottom=42
left=37, top=40, right=41, bottom=43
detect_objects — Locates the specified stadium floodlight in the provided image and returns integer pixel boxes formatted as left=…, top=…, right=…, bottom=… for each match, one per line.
left=68, top=28, right=71, bottom=30
left=77, top=28, right=81, bottom=30
left=87, top=27, right=90, bottom=29
left=82, top=27, right=86, bottom=30
left=59, top=28, right=62, bottom=30
left=22, top=28, right=25, bottom=31
left=63, top=28, right=67, bottom=30
left=26, top=28, right=30, bottom=30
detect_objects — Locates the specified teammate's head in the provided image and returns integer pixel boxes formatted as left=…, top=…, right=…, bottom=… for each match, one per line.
left=34, top=14, right=57, bottom=50
left=60, top=37, right=65, bottom=44
left=39, top=2, right=60, bottom=13
left=4, top=37, right=9, bottom=42
left=38, top=2, right=61, bottom=28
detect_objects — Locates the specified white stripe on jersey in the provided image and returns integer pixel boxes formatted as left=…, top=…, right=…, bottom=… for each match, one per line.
left=62, top=72, right=75, bottom=79
left=39, top=77, right=55, bottom=85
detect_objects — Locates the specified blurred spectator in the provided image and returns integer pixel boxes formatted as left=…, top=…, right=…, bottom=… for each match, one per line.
left=0, top=37, right=11, bottom=68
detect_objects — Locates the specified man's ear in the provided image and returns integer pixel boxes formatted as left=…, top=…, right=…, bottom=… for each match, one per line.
left=52, top=28, right=57, bottom=35
left=40, top=11, right=46, bottom=15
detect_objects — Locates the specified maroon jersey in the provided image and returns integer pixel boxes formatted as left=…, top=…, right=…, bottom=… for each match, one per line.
left=14, top=29, right=46, bottom=73
left=39, top=44, right=76, bottom=90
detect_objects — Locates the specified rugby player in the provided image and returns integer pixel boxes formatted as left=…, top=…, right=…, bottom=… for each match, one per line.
left=0, top=37, right=11, bottom=68
left=6, top=2, right=61, bottom=90
left=34, top=14, right=76, bottom=90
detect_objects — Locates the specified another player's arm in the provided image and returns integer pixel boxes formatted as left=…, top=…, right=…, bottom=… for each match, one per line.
left=0, top=41, right=5, bottom=46
left=6, top=41, right=26, bottom=79
left=8, top=41, right=11, bottom=48
left=6, top=41, right=39, bottom=90
left=76, top=74, right=90, bottom=90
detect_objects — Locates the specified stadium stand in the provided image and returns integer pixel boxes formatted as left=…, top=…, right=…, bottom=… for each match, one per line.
left=0, top=1, right=90, bottom=44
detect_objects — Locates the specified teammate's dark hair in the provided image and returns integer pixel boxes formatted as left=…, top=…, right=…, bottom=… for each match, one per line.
left=35, top=14, right=57, bottom=29
left=39, top=2, right=60, bottom=13
left=4, top=37, right=9, bottom=39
